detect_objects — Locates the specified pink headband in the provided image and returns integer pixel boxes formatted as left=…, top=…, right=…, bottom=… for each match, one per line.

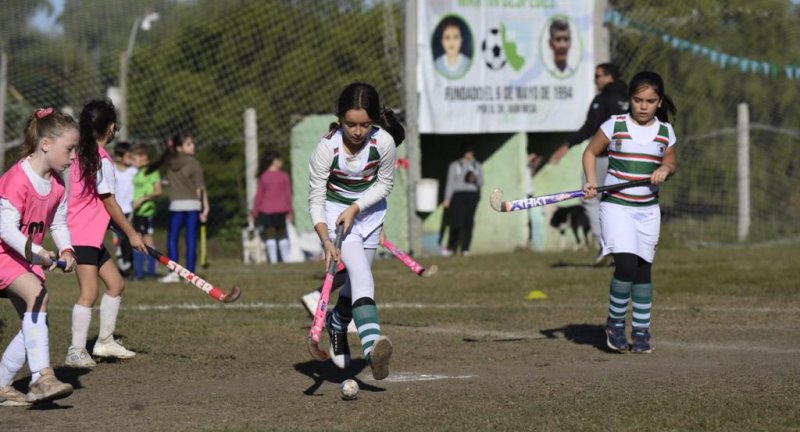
left=35, top=107, right=54, bottom=119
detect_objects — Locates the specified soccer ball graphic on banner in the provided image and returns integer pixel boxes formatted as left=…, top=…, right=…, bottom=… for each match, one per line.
left=482, top=27, right=507, bottom=70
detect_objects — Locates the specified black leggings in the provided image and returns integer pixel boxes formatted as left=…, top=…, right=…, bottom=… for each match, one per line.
left=613, top=253, right=652, bottom=284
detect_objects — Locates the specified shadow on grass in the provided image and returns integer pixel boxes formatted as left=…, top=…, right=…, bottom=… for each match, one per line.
left=549, top=260, right=609, bottom=269
left=539, top=323, right=619, bottom=353
left=294, top=359, right=385, bottom=396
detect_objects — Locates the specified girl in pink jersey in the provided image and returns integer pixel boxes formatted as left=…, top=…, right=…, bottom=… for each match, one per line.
left=65, top=99, right=146, bottom=369
left=0, top=108, right=78, bottom=405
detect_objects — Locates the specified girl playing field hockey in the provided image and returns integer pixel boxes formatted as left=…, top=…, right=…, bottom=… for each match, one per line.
left=0, top=108, right=78, bottom=405
left=157, top=134, right=209, bottom=283
left=65, top=99, right=146, bottom=368
left=309, top=83, right=404, bottom=379
left=582, top=71, right=678, bottom=354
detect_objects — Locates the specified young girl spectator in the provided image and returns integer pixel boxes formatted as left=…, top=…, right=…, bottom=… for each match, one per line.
left=158, top=134, right=209, bottom=283
left=308, top=82, right=404, bottom=380
left=130, top=143, right=161, bottom=279
left=252, top=151, right=293, bottom=263
left=0, top=108, right=77, bottom=404
left=582, top=71, right=677, bottom=354
left=65, top=99, right=146, bottom=368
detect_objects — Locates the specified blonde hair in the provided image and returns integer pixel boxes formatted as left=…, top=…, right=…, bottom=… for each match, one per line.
left=21, top=107, right=78, bottom=157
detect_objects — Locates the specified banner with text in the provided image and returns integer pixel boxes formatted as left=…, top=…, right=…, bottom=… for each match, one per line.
left=419, top=0, right=595, bottom=134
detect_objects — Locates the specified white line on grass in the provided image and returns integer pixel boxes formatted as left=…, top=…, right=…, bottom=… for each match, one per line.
left=45, top=302, right=798, bottom=314
left=361, top=372, right=476, bottom=383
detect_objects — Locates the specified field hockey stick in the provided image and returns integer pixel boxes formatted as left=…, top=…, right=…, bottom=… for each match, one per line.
left=380, top=238, right=438, bottom=277
left=200, top=222, right=209, bottom=269
left=307, top=223, right=346, bottom=361
left=200, top=189, right=210, bottom=269
left=24, top=237, right=67, bottom=270
left=110, top=226, right=240, bottom=303
left=490, top=179, right=652, bottom=212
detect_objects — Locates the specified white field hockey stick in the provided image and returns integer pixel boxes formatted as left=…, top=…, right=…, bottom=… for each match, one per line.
left=308, top=223, right=346, bottom=361
left=110, top=226, right=240, bottom=303
left=380, top=237, right=438, bottom=277
left=490, top=179, right=651, bottom=212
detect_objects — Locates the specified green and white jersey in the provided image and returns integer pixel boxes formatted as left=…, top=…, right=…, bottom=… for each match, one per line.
left=599, top=114, right=676, bottom=207
left=308, top=126, right=396, bottom=227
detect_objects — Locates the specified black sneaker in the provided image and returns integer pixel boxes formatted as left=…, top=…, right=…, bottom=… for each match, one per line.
left=606, top=318, right=628, bottom=352
left=630, top=327, right=652, bottom=353
left=326, top=313, right=350, bottom=368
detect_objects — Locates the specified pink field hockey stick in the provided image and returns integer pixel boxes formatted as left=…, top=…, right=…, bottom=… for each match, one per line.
left=307, top=223, right=346, bottom=361
left=380, top=238, right=438, bottom=278
left=490, top=179, right=651, bottom=212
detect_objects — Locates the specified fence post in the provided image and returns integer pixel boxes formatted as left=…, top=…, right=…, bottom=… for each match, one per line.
left=0, top=51, right=7, bottom=170
left=244, top=108, right=258, bottom=216
left=404, top=0, right=422, bottom=254
left=737, top=103, right=750, bottom=242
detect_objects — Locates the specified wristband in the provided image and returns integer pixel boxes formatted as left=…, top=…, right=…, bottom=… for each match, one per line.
left=60, top=248, right=76, bottom=259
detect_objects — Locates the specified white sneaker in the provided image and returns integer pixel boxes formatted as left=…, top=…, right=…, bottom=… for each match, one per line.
left=65, top=347, right=96, bottom=369
left=301, top=290, right=321, bottom=317
left=93, top=339, right=136, bottom=359
left=347, top=319, right=358, bottom=334
left=159, top=272, right=180, bottom=283
left=26, top=368, right=73, bottom=404
left=441, top=249, right=453, bottom=257
left=0, top=385, right=30, bottom=407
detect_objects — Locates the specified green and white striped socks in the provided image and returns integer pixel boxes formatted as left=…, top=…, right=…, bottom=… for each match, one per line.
left=632, top=283, right=653, bottom=328
left=608, top=277, right=633, bottom=320
left=352, top=298, right=382, bottom=363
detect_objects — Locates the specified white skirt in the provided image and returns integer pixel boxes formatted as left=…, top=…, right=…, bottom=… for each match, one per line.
left=600, top=201, right=661, bottom=263
left=325, top=199, right=386, bottom=249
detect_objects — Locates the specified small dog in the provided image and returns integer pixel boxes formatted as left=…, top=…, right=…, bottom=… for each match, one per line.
left=550, top=205, right=592, bottom=251
left=241, top=224, right=267, bottom=264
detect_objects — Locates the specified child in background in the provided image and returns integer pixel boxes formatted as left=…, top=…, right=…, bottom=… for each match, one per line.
left=582, top=71, right=678, bottom=354
left=111, top=141, right=137, bottom=276
left=156, top=134, right=209, bottom=283
left=0, top=108, right=78, bottom=405
left=131, top=143, right=161, bottom=279
left=252, top=151, right=293, bottom=263
left=65, top=99, right=146, bottom=368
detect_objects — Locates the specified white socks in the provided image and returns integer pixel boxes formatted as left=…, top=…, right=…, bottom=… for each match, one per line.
left=23, top=312, right=49, bottom=383
left=99, top=294, right=121, bottom=343
left=278, top=239, right=290, bottom=263
left=0, top=331, right=25, bottom=387
left=266, top=239, right=278, bottom=263
left=71, top=304, right=92, bottom=350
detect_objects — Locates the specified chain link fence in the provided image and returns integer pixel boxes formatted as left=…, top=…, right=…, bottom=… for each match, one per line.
left=1, top=0, right=797, bottom=249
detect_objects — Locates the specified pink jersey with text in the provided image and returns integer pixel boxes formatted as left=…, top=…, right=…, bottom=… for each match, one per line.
left=68, top=147, right=113, bottom=247
left=0, top=160, right=65, bottom=285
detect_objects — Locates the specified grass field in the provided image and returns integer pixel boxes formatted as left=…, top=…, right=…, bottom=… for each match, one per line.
left=1, top=244, right=799, bottom=431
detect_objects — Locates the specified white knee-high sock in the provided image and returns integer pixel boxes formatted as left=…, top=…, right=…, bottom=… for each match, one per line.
left=0, top=331, right=26, bottom=386
left=71, top=304, right=92, bottom=350
left=277, top=239, right=290, bottom=263
left=99, top=294, right=121, bottom=343
left=266, top=239, right=278, bottom=263
left=23, top=312, right=50, bottom=382
left=340, top=243, right=377, bottom=301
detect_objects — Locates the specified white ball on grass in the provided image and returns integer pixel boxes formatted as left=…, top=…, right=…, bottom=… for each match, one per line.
left=341, top=379, right=359, bottom=400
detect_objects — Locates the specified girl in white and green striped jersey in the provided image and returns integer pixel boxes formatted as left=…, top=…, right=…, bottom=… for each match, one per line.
left=308, top=83, right=404, bottom=380
left=582, top=71, right=678, bottom=354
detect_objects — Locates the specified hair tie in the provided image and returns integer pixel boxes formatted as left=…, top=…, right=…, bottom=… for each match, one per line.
left=167, top=139, right=174, bottom=149
left=35, top=107, right=54, bottom=119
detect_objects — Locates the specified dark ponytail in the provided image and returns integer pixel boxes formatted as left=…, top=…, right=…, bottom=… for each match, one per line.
left=77, top=99, right=117, bottom=195
left=335, top=82, right=405, bottom=146
left=380, top=107, right=405, bottom=147
left=21, top=107, right=77, bottom=157
left=257, top=151, right=280, bottom=177
left=628, top=71, right=678, bottom=123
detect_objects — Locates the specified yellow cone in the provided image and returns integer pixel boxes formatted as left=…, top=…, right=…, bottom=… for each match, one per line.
left=525, top=290, right=549, bottom=300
